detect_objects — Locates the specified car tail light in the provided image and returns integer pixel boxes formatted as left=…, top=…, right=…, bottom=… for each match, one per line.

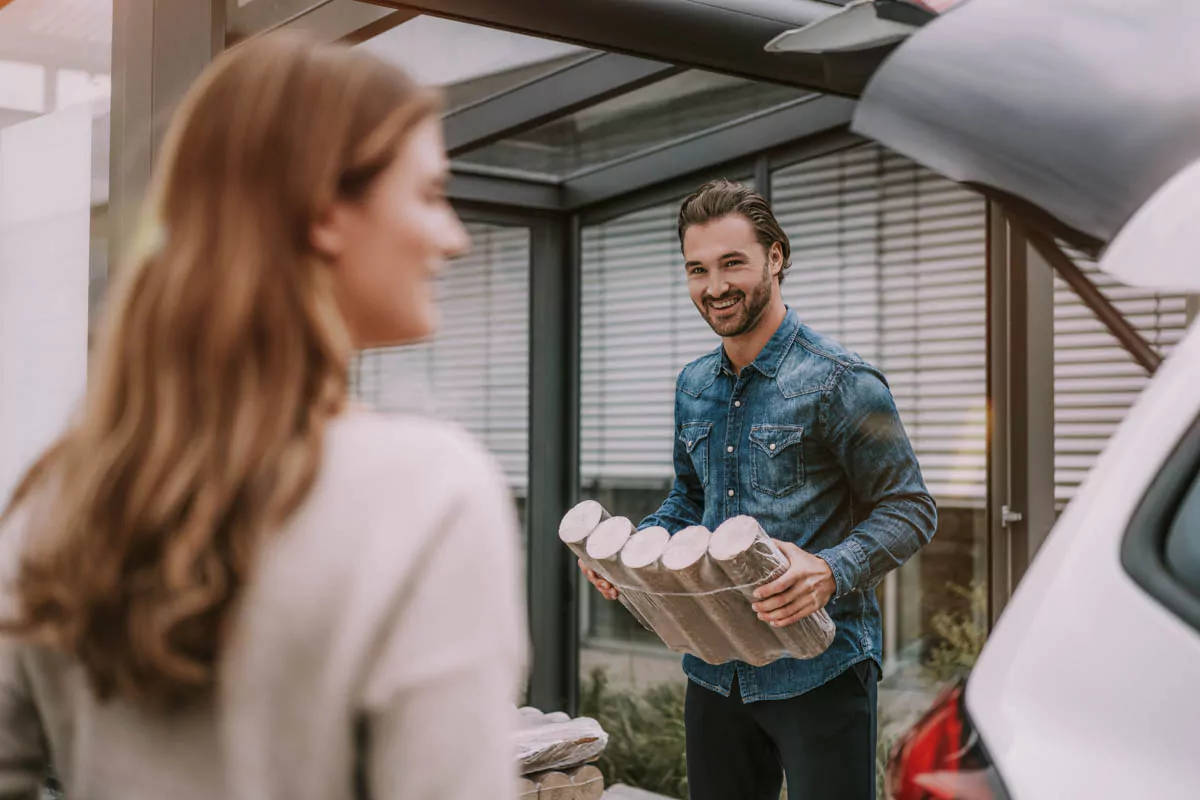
left=887, top=679, right=1011, bottom=800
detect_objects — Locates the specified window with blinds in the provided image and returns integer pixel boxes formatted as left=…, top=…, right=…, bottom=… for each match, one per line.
left=1053, top=254, right=1190, bottom=504
left=580, top=200, right=720, bottom=486
left=772, top=145, right=989, bottom=506
left=577, top=143, right=1189, bottom=513
left=352, top=222, right=531, bottom=491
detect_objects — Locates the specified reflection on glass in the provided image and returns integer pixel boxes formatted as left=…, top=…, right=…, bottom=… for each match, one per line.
left=457, top=70, right=808, bottom=179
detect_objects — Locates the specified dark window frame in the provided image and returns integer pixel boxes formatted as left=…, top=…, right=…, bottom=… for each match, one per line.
left=1122, top=413, right=1200, bottom=633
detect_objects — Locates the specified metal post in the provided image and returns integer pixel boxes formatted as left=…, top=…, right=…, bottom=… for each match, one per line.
left=1011, top=232, right=1057, bottom=570
left=985, top=202, right=1011, bottom=626
left=525, top=212, right=580, bottom=712
left=109, top=0, right=225, bottom=270
left=754, top=154, right=771, bottom=203
left=987, top=204, right=1056, bottom=624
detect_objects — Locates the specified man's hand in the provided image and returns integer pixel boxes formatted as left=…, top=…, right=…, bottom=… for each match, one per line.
left=751, top=540, right=836, bottom=627
left=579, top=559, right=620, bottom=601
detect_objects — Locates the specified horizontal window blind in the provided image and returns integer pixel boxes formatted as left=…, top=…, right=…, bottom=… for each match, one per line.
left=578, top=144, right=1188, bottom=508
left=773, top=145, right=988, bottom=505
left=352, top=222, right=531, bottom=491
left=580, top=200, right=719, bottom=485
left=1053, top=253, right=1190, bottom=503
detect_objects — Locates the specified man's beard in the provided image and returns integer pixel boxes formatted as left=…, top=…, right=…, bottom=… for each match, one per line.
left=698, top=268, right=774, bottom=338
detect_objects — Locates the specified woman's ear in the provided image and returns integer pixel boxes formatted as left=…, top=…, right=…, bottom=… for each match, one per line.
left=310, top=204, right=347, bottom=261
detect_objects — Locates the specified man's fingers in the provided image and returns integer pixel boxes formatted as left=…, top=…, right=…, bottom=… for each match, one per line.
left=764, top=600, right=814, bottom=626
left=757, top=586, right=819, bottom=623
left=578, top=561, right=611, bottom=593
left=753, top=570, right=801, bottom=601
left=752, top=580, right=805, bottom=614
left=770, top=606, right=816, bottom=628
left=579, top=564, right=620, bottom=600
left=760, top=599, right=808, bottom=624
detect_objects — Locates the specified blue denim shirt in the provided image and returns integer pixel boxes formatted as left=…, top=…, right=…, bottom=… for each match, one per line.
left=640, top=308, right=937, bottom=702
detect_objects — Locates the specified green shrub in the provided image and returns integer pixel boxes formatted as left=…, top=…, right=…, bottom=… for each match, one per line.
left=923, top=582, right=988, bottom=685
left=579, top=668, right=689, bottom=799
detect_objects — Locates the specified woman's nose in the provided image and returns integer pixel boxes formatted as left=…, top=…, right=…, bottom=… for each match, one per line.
left=444, top=212, right=471, bottom=259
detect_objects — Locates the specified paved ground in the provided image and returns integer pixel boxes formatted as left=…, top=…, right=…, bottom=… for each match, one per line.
left=603, top=785, right=675, bottom=800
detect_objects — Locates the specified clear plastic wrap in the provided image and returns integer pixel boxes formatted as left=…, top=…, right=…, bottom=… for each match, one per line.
left=514, top=708, right=609, bottom=776
left=560, top=504, right=835, bottom=666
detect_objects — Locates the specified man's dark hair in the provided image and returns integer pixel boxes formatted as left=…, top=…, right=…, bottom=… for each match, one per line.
left=677, top=179, right=792, bottom=284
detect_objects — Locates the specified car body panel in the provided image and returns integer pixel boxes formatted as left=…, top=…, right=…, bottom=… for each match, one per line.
left=1100, top=157, right=1200, bottom=294
left=851, top=0, right=1200, bottom=252
left=965, top=186, right=1200, bottom=796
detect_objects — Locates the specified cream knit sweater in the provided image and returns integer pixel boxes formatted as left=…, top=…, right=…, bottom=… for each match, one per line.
left=0, top=411, right=529, bottom=800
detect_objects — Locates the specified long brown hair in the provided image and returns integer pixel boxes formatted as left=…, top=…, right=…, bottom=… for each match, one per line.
left=0, top=34, right=439, bottom=709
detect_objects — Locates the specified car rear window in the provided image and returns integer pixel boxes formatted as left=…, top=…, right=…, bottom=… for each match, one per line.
left=1164, top=471, right=1200, bottom=595
left=1122, top=417, right=1200, bottom=634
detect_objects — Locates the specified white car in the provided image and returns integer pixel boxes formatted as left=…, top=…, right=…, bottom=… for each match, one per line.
left=806, top=0, right=1200, bottom=797
left=886, top=157, right=1200, bottom=800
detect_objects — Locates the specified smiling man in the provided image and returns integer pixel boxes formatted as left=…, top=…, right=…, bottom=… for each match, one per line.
left=581, top=180, right=937, bottom=799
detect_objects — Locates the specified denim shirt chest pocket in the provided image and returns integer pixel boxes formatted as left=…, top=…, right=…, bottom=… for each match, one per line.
left=749, top=424, right=806, bottom=497
left=680, top=421, right=714, bottom=487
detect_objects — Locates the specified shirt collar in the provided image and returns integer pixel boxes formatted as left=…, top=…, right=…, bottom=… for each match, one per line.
left=719, top=307, right=801, bottom=379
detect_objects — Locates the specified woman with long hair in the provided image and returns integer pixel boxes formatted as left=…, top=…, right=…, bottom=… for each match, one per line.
left=0, top=33, right=527, bottom=799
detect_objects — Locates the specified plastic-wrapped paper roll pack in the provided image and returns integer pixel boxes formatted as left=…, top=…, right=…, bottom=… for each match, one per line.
left=514, top=705, right=609, bottom=781
left=560, top=501, right=834, bottom=666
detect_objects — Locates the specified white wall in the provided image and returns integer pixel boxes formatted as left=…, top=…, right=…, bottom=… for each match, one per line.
left=0, top=104, right=91, bottom=505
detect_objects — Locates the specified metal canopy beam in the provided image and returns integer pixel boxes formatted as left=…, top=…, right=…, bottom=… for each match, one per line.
left=562, top=94, right=856, bottom=209
left=445, top=53, right=682, bottom=157
left=575, top=128, right=862, bottom=226
left=448, top=168, right=563, bottom=211
left=369, top=0, right=858, bottom=94
left=1022, top=225, right=1163, bottom=376
left=226, top=0, right=415, bottom=45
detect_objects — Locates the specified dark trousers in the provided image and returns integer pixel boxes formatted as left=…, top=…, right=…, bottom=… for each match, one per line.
left=684, top=661, right=878, bottom=800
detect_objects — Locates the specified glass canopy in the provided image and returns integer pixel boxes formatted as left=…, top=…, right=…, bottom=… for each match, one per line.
left=357, top=15, right=594, bottom=111
left=453, top=70, right=809, bottom=179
